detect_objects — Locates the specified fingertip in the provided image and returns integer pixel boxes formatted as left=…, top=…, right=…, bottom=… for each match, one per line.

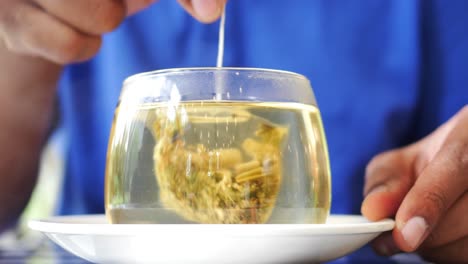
left=76, top=36, right=102, bottom=62
left=393, top=216, right=428, bottom=252
left=191, top=0, right=224, bottom=23
left=393, top=226, right=413, bottom=252
left=361, top=189, right=400, bottom=221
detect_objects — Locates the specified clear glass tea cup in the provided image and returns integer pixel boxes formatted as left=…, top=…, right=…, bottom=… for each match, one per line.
left=105, top=68, right=331, bottom=224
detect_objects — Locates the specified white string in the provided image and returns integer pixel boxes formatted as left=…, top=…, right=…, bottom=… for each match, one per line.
left=216, top=6, right=226, bottom=68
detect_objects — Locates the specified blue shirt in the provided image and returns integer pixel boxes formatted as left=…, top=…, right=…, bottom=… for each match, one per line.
left=58, top=0, right=468, bottom=215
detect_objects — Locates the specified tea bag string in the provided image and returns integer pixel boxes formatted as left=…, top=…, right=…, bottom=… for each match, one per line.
left=216, top=5, right=226, bottom=68
left=214, top=4, right=226, bottom=100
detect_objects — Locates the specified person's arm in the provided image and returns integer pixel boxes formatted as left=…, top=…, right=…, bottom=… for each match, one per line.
left=0, top=43, right=61, bottom=231
left=0, top=0, right=224, bottom=231
left=0, top=0, right=127, bottom=231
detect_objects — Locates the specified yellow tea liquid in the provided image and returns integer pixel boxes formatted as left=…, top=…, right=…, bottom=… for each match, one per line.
left=106, top=101, right=331, bottom=224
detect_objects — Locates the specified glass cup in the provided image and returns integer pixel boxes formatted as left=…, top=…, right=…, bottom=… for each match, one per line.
left=105, top=68, right=331, bottom=224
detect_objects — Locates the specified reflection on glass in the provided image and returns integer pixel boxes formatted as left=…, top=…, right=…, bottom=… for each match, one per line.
left=105, top=69, right=331, bottom=224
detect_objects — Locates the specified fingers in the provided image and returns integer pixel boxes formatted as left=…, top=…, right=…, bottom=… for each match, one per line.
left=419, top=236, right=468, bottom=264
left=0, top=2, right=101, bottom=64
left=178, top=0, right=226, bottom=23
left=33, top=0, right=126, bottom=35
left=372, top=193, right=468, bottom=260
left=361, top=149, right=415, bottom=221
left=363, top=106, right=468, bottom=261
left=393, top=115, right=468, bottom=252
left=125, top=0, right=158, bottom=16
left=422, top=192, right=468, bottom=248
left=371, top=231, right=401, bottom=256
left=0, top=0, right=156, bottom=64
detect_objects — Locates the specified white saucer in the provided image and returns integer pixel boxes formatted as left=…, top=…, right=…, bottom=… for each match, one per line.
left=29, top=215, right=394, bottom=263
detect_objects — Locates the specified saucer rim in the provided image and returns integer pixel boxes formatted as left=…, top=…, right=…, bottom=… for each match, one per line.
left=28, top=214, right=395, bottom=236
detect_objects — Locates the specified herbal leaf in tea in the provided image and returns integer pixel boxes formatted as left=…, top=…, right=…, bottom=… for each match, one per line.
left=152, top=105, right=287, bottom=224
left=106, top=101, right=331, bottom=224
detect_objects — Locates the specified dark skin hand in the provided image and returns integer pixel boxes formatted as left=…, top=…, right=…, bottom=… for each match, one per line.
left=362, top=106, right=468, bottom=263
left=0, top=0, right=224, bottom=231
left=0, top=0, right=158, bottom=232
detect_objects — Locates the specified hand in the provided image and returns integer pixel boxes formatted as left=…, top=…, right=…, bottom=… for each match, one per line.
left=0, top=0, right=154, bottom=64
left=178, top=0, right=227, bottom=23
left=0, top=0, right=225, bottom=65
left=362, top=106, right=468, bottom=263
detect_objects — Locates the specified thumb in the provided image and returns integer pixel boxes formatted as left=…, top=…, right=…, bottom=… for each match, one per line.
left=392, top=111, right=468, bottom=252
left=125, top=0, right=158, bottom=16
left=361, top=149, right=415, bottom=221
left=178, top=0, right=227, bottom=23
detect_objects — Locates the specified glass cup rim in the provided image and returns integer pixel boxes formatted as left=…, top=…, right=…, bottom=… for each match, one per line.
left=123, top=67, right=308, bottom=85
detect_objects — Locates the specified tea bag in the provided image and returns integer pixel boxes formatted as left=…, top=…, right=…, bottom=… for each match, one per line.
left=149, top=4, right=289, bottom=224
left=216, top=4, right=226, bottom=68
left=151, top=107, right=287, bottom=224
